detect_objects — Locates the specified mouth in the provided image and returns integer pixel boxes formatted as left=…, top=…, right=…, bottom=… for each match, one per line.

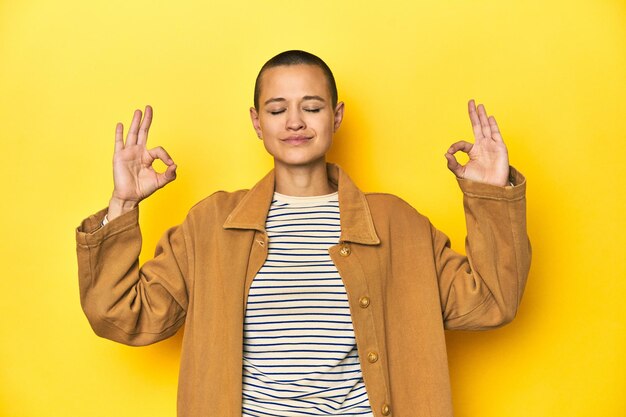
left=281, top=135, right=313, bottom=145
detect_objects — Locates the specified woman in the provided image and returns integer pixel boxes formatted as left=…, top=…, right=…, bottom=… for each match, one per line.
left=76, top=50, right=530, bottom=417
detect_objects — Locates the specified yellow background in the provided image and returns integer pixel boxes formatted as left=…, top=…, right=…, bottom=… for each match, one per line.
left=1, top=0, right=625, bottom=416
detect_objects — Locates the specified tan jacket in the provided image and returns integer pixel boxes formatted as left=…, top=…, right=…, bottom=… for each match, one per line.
left=76, top=163, right=530, bottom=417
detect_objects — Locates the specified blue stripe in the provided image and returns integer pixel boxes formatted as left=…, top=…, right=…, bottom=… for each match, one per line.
left=245, top=313, right=352, bottom=318
left=244, top=334, right=355, bottom=340
left=249, top=285, right=345, bottom=289
left=254, top=267, right=339, bottom=272
left=266, top=223, right=340, bottom=229
left=251, top=278, right=343, bottom=283
left=244, top=327, right=355, bottom=333
left=245, top=305, right=350, bottom=311
left=243, top=341, right=356, bottom=347
left=270, top=234, right=340, bottom=238
left=244, top=348, right=354, bottom=354
left=243, top=367, right=363, bottom=376
left=246, top=298, right=347, bottom=305
left=267, top=210, right=341, bottom=219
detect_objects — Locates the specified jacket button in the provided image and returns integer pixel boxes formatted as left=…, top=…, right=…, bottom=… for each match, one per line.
left=339, top=243, right=351, bottom=257
left=359, top=296, right=370, bottom=308
left=367, top=351, right=378, bottom=363
left=381, top=403, right=391, bottom=415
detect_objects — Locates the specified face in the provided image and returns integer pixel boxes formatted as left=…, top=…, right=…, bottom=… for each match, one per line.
left=250, top=64, right=344, bottom=170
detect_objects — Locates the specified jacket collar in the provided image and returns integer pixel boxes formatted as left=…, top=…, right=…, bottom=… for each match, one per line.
left=223, top=163, right=380, bottom=245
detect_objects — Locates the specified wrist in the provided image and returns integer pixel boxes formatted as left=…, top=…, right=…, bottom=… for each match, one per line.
left=107, top=196, right=138, bottom=221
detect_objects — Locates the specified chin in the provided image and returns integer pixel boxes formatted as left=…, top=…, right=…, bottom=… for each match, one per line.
left=274, top=154, right=327, bottom=168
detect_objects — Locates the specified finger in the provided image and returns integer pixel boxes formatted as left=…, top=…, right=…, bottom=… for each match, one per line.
left=147, top=146, right=174, bottom=165
left=156, top=164, right=177, bottom=188
left=444, top=152, right=464, bottom=178
left=488, top=115, right=504, bottom=143
left=137, top=105, right=153, bottom=146
left=468, top=99, right=483, bottom=141
left=115, top=123, right=124, bottom=152
left=126, top=109, right=142, bottom=146
left=448, top=140, right=474, bottom=155
left=477, top=103, right=492, bottom=138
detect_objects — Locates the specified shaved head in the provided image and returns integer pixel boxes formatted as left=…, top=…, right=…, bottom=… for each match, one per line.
left=254, top=50, right=338, bottom=109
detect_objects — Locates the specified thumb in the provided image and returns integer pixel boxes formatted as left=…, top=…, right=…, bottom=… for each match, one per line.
left=157, top=164, right=177, bottom=188
left=444, top=153, right=464, bottom=178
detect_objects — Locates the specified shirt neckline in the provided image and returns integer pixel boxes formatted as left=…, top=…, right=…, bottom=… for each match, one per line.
left=273, top=191, right=338, bottom=204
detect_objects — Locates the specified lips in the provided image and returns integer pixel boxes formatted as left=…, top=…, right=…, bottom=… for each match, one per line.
left=281, top=135, right=312, bottom=145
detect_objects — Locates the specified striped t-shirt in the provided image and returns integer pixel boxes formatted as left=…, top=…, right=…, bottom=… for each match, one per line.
left=242, top=191, right=374, bottom=417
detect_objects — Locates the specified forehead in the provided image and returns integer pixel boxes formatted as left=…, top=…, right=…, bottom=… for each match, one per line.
left=258, top=64, right=330, bottom=103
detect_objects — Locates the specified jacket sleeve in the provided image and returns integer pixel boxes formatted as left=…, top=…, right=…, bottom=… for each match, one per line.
left=433, top=166, right=531, bottom=330
left=75, top=207, right=191, bottom=346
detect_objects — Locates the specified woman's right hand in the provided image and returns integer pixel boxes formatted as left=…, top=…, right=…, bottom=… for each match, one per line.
left=107, top=105, right=177, bottom=221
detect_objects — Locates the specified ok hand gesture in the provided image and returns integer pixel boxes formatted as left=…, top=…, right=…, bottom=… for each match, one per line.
left=108, top=106, right=177, bottom=220
left=445, top=100, right=510, bottom=187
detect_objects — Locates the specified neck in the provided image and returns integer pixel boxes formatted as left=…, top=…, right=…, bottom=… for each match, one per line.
left=274, top=159, right=336, bottom=196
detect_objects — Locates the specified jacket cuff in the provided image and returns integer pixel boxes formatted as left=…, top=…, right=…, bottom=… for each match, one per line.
left=76, top=207, right=139, bottom=247
left=456, top=166, right=526, bottom=201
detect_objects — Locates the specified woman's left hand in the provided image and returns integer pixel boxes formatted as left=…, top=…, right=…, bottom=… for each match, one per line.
left=445, top=99, right=510, bottom=187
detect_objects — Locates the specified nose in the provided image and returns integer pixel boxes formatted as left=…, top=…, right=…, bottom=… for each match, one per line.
left=286, top=109, right=305, bottom=131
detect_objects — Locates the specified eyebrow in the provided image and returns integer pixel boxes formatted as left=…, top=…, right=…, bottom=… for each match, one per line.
left=263, top=95, right=327, bottom=105
left=302, top=95, right=326, bottom=102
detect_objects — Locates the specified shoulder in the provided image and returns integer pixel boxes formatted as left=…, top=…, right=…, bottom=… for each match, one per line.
left=364, top=192, right=430, bottom=226
left=365, top=192, right=423, bottom=215
left=360, top=192, right=436, bottom=245
left=184, top=189, right=250, bottom=224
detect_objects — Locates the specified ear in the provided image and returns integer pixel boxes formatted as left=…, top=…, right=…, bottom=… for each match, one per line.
left=249, top=107, right=263, bottom=139
left=333, top=101, right=345, bottom=132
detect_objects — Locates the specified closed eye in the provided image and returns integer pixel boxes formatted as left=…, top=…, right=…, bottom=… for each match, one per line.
left=268, top=109, right=285, bottom=115
left=304, top=108, right=321, bottom=113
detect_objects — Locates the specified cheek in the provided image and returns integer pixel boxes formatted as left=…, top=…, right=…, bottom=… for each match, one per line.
left=257, top=121, right=271, bottom=137
left=307, top=114, right=333, bottom=132
left=259, top=116, right=282, bottom=133
left=319, top=116, right=336, bottom=135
